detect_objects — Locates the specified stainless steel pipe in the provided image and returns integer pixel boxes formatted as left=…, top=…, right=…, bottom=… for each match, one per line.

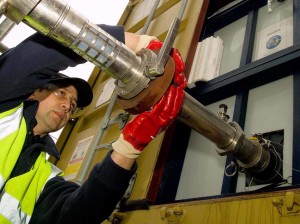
left=179, top=93, right=236, bottom=149
left=178, top=93, right=270, bottom=174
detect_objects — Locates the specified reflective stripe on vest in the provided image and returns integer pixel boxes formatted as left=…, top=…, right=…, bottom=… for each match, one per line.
left=0, top=104, right=23, bottom=140
left=0, top=104, right=62, bottom=224
left=0, top=104, right=26, bottom=189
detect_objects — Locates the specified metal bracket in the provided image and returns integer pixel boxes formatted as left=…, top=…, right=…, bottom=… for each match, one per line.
left=103, top=112, right=130, bottom=130
left=272, top=191, right=300, bottom=216
left=95, top=143, right=113, bottom=151
left=160, top=206, right=186, bottom=224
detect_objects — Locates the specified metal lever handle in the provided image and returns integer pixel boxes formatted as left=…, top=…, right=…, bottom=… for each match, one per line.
left=149, top=0, right=188, bottom=76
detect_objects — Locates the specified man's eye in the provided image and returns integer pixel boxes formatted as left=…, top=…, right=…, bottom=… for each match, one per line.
left=54, top=89, right=66, bottom=99
left=57, top=90, right=66, bottom=98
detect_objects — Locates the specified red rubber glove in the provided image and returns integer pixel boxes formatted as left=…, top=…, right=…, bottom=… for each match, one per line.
left=112, top=40, right=186, bottom=159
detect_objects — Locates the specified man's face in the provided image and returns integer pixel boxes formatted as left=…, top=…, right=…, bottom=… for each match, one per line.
left=31, top=85, right=78, bottom=136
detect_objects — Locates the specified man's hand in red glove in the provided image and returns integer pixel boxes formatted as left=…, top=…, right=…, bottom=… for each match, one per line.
left=112, top=40, right=186, bottom=159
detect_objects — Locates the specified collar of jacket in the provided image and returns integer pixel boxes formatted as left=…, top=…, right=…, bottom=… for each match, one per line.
left=23, top=100, right=61, bottom=160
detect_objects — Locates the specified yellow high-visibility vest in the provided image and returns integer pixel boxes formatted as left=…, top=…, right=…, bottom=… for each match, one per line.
left=0, top=104, right=62, bottom=224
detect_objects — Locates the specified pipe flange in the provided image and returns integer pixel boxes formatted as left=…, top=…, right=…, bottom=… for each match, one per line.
left=237, top=140, right=270, bottom=173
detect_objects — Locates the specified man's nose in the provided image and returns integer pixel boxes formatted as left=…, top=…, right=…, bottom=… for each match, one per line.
left=61, top=100, right=72, bottom=112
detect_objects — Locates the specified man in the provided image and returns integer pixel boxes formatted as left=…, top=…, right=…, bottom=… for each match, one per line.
left=0, top=24, right=186, bottom=224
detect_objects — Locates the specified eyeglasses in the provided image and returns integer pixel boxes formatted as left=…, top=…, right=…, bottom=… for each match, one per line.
left=52, top=89, right=78, bottom=114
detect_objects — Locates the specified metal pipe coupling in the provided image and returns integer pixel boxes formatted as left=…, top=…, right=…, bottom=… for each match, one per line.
left=217, top=122, right=271, bottom=174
